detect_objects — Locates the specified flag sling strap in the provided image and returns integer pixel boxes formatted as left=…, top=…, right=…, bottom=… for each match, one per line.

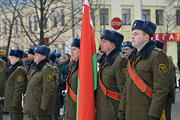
left=98, top=62, right=120, bottom=101
left=128, top=57, right=152, bottom=98
left=66, top=69, right=77, bottom=103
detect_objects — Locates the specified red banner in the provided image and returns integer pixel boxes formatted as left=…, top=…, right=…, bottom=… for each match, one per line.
left=152, top=33, right=180, bottom=41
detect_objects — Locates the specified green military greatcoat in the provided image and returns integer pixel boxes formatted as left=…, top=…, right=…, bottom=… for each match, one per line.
left=96, top=48, right=128, bottom=120
left=0, top=58, right=7, bottom=120
left=4, top=61, right=27, bottom=113
left=119, top=41, right=169, bottom=120
left=64, top=60, right=78, bottom=120
left=23, top=58, right=58, bottom=116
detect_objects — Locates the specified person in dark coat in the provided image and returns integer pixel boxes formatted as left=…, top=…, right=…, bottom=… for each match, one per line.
left=154, top=40, right=176, bottom=120
left=23, top=45, right=58, bottom=120
left=123, top=41, right=134, bottom=56
left=26, top=48, right=36, bottom=76
left=4, top=49, right=28, bottom=120
left=0, top=56, right=6, bottom=120
left=64, top=38, right=80, bottom=120
left=119, top=20, right=169, bottom=120
left=96, top=29, right=128, bottom=120
left=49, top=50, right=60, bottom=120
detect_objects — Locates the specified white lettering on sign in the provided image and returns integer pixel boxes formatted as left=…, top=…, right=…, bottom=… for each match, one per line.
left=169, top=34, right=174, bottom=40
left=112, top=21, right=122, bottom=26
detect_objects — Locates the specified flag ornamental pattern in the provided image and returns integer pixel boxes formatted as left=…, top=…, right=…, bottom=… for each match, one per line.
left=77, top=0, right=97, bottom=120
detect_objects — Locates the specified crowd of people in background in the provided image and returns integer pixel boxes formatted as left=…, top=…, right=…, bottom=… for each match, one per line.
left=0, top=19, right=179, bottom=120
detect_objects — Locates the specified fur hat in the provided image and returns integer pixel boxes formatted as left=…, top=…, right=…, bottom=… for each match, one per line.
left=132, top=20, right=157, bottom=37
left=100, top=29, right=124, bottom=47
left=28, top=48, right=35, bottom=55
left=153, top=40, right=164, bottom=49
left=71, top=38, right=80, bottom=48
left=34, top=45, right=50, bottom=57
left=49, top=50, right=57, bottom=62
left=124, top=41, right=134, bottom=49
left=10, top=49, right=24, bottom=58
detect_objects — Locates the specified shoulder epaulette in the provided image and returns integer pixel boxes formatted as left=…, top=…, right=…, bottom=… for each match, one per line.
left=154, top=47, right=163, bottom=52
left=119, top=52, right=125, bottom=59
left=17, top=66, right=21, bottom=69
left=46, top=63, right=51, bottom=67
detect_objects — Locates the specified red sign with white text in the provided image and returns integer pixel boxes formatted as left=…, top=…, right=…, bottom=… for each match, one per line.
left=152, top=33, right=180, bottom=41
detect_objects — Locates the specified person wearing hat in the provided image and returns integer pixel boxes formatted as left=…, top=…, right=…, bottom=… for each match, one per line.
left=0, top=55, right=7, bottom=120
left=153, top=40, right=176, bottom=120
left=64, top=38, right=80, bottom=120
left=49, top=50, right=60, bottom=120
left=23, top=52, right=29, bottom=66
left=123, top=41, right=134, bottom=56
left=97, top=45, right=104, bottom=61
left=26, top=48, right=36, bottom=76
left=4, top=49, right=28, bottom=120
left=23, top=45, right=58, bottom=120
left=119, top=20, right=169, bottom=120
left=96, top=29, right=128, bottom=120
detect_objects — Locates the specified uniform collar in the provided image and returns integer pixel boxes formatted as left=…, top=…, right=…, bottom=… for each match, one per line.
left=10, top=60, right=24, bottom=73
left=128, top=40, right=155, bottom=59
left=36, top=58, right=50, bottom=71
left=98, top=47, right=121, bottom=65
left=70, top=59, right=79, bottom=69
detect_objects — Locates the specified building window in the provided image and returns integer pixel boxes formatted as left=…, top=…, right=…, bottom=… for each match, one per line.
left=29, top=16, right=32, bottom=31
left=156, top=10, right=163, bottom=25
left=15, top=19, right=18, bottom=33
left=122, top=9, right=131, bottom=25
left=0, top=23, right=1, bottom=35
left=44, top=14, right=47, bottom=29
left=100, top=8, right=109, bottom=25
left=4, top=22, right=7, bottom=35
left=34, top=15, right=37, bottom=30
left=176, top=10, right=180, bottom=25
left=61, top=9, right=65, bottom=26
left=20, top=20, right=23, bottom=33
left=91, top=8, right=95, bottom=24
left=142, top=9, right=150, bottom=21
left=53, top=11, right=58, bottom=27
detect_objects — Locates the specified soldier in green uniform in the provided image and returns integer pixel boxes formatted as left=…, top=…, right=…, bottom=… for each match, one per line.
left=26, top=48, right=36, bottom=76
left=119, top=20, right=169, bottom=120
left=49, top=50, right=60, bottom=120
left=96, top=29, right=128, bottom=120
left=4, top=49, right=28, bottom=120
left=153, top=40, right=175, bottom=120
left=0, top=55, right=7, bottom=120
left=23, top=45, right=58, bottom=120
left=64, top=38, right=80, bottom=120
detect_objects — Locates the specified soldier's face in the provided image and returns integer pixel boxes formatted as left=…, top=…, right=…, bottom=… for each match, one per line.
left=123, top=46, right=133, bottom=56
left=28, top=54, right=34, bottom=61
left=34, top=53, right=45, bottom=64
left=10, top=56, right=19, bottom=65
left=100, top=39, right=115, bottom=55
left=131, top=29, right=149, bottom=50
left=71, top=46, right=80, bottom=61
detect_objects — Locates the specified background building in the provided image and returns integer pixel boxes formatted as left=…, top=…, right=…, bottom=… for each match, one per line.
left=0, top=0, right=179, bottom=65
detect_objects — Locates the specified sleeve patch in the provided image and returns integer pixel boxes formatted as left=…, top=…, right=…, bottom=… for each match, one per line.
left=0, top=67, right=3, bottom=72
left=159, top=64, right=166, bottom=73
left=17, top=76, right=23, bottom=81
left=121, top=68, right=127, bottom=76
left=47, top=74, right=53, bottom=80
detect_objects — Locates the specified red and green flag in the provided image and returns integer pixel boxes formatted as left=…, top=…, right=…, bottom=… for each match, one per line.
left=77, top=0, right=97, bottom=120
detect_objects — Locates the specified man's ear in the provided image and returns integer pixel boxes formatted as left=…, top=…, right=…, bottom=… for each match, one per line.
left=145, top=34, right=150, bottom=41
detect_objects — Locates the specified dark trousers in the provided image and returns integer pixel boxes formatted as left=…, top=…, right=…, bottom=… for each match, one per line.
left=164, top=93, right=174, bottom=120
left=10, top=112, right=23, bottom=120
left=0, top=108, right=2, bottom=120
left=30, top=114, right=54, bottom=120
